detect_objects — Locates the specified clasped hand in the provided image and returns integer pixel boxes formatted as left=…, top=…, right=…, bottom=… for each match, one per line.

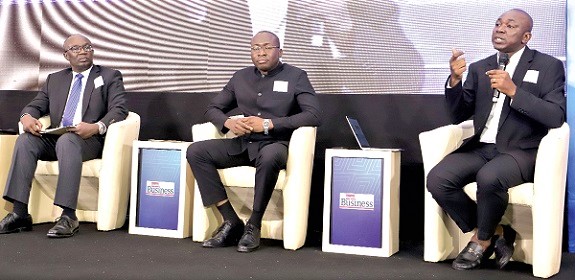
left=225, top=116, right=266, bottom=136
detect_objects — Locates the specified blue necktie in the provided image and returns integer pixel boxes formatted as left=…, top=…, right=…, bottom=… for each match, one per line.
left=62, top=73, right=83, bottom=127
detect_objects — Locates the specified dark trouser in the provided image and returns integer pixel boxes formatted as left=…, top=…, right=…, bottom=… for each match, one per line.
left=187, top=138, right=287, bottom=213
left=426, top=143, right=525, bottom=241
left=3, top=132, right=103, bottom=209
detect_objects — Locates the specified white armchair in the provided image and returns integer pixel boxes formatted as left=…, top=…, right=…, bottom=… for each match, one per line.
left=0, top=134, right=18, bottom=218
left=11, top=112, right=141, bottom=231
left=419, top=120, right=569, bottom=278
left=191, top=122, right=317, bottom=250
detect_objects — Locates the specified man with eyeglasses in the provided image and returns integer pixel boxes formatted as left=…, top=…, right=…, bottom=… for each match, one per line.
left=0, top=34, right=128, bottom=238
left=187, top=30, right=321, bottom=252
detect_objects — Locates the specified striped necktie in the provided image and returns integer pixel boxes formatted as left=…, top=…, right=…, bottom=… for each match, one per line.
left=62, top=73, right=84, bottom=127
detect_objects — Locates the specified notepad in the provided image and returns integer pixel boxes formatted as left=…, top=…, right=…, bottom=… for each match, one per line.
left=40, top=126, right=74, bottom=135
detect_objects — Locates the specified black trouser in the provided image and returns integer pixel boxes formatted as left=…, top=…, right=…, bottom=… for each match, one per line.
left=187, top=138, right=287, bottom=213
left=426, top=143, right=525, bottom=241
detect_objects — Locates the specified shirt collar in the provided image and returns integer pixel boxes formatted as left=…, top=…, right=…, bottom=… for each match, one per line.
left=73, top=66, right=93, bottom=78
left=498, top=47, right=525, bottom=78
left=499, top=47, right=525, bottom=69
left=253, top=62, right=284, bottom=77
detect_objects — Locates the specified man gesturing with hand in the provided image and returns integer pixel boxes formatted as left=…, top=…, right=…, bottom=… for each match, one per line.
left=427, top=9, right=565, bottom=271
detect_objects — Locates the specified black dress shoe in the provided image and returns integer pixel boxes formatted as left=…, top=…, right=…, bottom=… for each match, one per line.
left=202, top=220, right=244, bottom=248
left=237, top=223, right=261, bottom=253
left=494, top=225, right=517, bottom=269
left=0, top=212, right=33, bottom=234
left=47, top=215, right=79, bottom=238
left=452, top=241, right=492, bottom=270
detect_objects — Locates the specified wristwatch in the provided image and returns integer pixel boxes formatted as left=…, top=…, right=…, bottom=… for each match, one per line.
left=263, top=119, right=271, bottom=135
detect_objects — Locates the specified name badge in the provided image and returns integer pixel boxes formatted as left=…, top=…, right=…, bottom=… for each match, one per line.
left=523, top=70, right=539, bottom=84
left=273, top=80, right=288, bottom=92
left=94, top=76, right=104, bottom=88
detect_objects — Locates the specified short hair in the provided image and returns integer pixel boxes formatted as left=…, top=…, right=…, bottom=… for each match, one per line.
left=254, top=31, right=281, bottom=48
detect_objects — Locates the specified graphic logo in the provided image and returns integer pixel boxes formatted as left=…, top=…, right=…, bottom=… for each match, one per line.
left=339, top=193, right=375, bottom=210
left=145, top=181, right=175, bottom=197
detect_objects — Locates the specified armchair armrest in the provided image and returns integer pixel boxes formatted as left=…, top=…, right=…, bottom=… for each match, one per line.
left=191, top=115, right=245, bottom=142
left=192, top=122, right=225, bottom=141
left=282, top=126, right=317, bottom=250
left=18, top=115, right=51, bottom=134
left=419, top=120, right=474, bottom=176
left=97, top=112, right=141, bottom=230
left=531, top=123, right=569, bottom=273
left=420, top=120, right=473, bottom=262
left=533, top=123, right=569, bottom=197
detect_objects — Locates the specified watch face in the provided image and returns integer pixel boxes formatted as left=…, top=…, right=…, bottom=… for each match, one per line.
left=263, top=119, right=270, bottom=134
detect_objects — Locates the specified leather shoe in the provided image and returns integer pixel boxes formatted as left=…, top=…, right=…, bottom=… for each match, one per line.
left=494, top=225, right=516, bottom=269
left=47, top=215, right=79, bottom=238
left=237, top=223, right=261, bottom=253
left=0, top=212, right=33, bottom=234
left=452, top=241, right=493, bottom=270
left=202, top=220, right=244, bottom=248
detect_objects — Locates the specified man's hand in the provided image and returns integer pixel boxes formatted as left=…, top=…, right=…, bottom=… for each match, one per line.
left=20, top=114, right=42, bottom=136
left=68, top=122, right=99, bottom=139
left=224, top=117, right=253, bottom=136
left=242, top=116, right=272, bottom=133
left=449, top=48, right=466, bottom=87
left=486, top=69, right=516, bottom=98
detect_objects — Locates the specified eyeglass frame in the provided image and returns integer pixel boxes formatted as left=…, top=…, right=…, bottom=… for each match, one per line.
left=64, top=44, right=94, bottom=54
left=250, top=45, right=280, bottom=52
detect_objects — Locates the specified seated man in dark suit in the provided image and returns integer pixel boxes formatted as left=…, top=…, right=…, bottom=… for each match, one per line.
left=426, top=9, right=566, bottom=271
left=187, top=31, right=321, bottom=252
left=0, top=34, right=128, bottom=238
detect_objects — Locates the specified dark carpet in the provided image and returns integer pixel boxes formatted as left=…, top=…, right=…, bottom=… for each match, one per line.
left=0, top=222, right=574, bottom=280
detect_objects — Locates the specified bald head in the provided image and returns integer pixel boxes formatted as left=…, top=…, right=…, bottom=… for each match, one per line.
left=507, top=9, right=533, bottom=32
left=63, top=34, right=91, bottom=50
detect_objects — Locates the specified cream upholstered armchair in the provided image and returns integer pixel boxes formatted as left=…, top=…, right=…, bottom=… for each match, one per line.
left=191, top=122, right=317, bottom=250
left=9, top=112, right=141, bottom=231
left=419, top=120, right=569, bottom=278
left=0, top=134, right=18, bottom=218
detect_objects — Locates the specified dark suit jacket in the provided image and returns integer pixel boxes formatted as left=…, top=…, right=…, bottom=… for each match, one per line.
left=21, top=65, right=128, bottom=130
left=446, top=47, right=566, bottom=178
left=204, top=63, right=321, bottom=160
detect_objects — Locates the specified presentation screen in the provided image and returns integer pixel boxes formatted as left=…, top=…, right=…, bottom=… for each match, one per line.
left=0, top=0, right=565, bottom=94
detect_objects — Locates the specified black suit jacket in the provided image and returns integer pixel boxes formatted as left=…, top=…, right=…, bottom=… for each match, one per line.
left=445, top=47, right=566, bottom=177
left=21, top=65, right=128, bottom=130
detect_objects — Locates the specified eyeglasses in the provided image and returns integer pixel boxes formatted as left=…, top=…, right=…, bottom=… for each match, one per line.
left=64, top=44, right=93, bottom=54
left=250, top=45, right=280, bottom=52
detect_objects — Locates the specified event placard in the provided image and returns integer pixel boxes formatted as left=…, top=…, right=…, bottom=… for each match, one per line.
left=323, top=148, right=400, bottom=257
left=129, top=141, right=194, bottom=238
